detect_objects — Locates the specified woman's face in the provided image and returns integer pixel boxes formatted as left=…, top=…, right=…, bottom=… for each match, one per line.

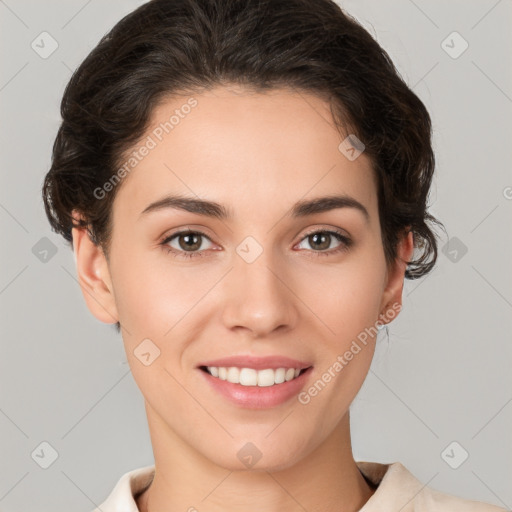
left=74, top=85, right=411, bottom=470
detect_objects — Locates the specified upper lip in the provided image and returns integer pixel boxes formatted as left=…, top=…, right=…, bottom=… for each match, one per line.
left=197, top=355, right=313, bottom=370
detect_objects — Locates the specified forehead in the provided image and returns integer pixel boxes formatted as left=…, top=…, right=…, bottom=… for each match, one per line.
left=111, top=85, right=378, bottom=227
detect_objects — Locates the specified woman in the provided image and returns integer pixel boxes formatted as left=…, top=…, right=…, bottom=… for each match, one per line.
left=41, top=0, right=506, bottom=510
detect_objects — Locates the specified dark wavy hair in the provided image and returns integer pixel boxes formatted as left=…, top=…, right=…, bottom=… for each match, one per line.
left=42, top=0, right=444, bottom=332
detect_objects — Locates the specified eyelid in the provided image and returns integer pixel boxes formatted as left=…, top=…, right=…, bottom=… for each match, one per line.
left=298, top=225, right=351, bottom=241
left=293, top=226, right=353, bottom=254
left=160, top=224, right=353, bottom=260
left=158, top=225, right=216, bottom=244
left=159, top=225, right=351, bottom=246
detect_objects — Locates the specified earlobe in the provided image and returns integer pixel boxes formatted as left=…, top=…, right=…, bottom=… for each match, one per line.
left=378, top=229, right=414, bottom=324
left=71, top=211, right=119, bottom=325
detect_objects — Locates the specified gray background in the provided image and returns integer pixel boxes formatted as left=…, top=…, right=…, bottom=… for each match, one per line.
left=1, top=0, right=511, bottom=510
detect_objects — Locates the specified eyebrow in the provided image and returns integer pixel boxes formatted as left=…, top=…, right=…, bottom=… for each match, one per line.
left=139, top=193, right=370, bottom=223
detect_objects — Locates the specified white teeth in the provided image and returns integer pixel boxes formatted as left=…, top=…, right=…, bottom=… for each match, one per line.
left=239, top=368, right=257, bottom=386
left=206, top=366, right=304, bottom=386
left=275, top=368, right=286, bottom=384
left=285, top=368, right=295, bottom=381
left=257, top=369, right=274, bottom=387
left=227, top=367, right=239, bottom=383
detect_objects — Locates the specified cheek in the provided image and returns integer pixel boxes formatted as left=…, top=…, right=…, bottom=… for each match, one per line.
left=298, top=251, right=386, bottom=406
left=111, top=253, right=209, bottom=389
left=111, top=249, right=211, bottom=335
left=304, top=257, right=386, bottom=341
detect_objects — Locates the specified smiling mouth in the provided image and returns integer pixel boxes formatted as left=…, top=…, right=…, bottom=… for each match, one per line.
left=199, top=365, right=312, bottom=387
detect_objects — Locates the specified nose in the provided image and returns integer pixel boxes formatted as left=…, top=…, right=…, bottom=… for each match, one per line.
left=220, top=247, right=299, bottom=338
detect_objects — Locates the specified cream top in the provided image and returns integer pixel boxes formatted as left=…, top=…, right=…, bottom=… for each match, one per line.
left=91, top=460, right=507, bottom=511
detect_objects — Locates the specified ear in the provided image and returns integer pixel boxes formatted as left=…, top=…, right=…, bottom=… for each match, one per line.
left=378, top=229, right=414, bottom=325
left=70, top=210, right=119, bottom=324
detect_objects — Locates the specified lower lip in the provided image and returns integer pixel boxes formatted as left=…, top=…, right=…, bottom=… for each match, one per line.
left=198, top=367, right=313, bottom=409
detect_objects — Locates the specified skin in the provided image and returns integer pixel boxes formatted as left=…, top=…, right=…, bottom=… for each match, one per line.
left=72, top=85, right=413, bottom=512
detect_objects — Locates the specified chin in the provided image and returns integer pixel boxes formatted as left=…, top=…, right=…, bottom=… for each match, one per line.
left=203, top=435, right=310, bottom=473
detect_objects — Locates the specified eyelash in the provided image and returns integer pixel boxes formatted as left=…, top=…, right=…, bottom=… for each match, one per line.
left=159, top=228, right=352, bottom=260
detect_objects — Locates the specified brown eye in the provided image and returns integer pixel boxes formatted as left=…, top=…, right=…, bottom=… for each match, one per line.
left=176, top=232, right=202, bottom=251
left=160, top=230, right=213, bottom=259
left=308, top=232, right=331, bottom=251
left=296, top=229, right=352, bottom=256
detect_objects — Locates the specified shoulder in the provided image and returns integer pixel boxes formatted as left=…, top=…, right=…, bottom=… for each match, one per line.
left=419, top=485, right=509, bottom=512
left=357, top=461, right=508, bottom=512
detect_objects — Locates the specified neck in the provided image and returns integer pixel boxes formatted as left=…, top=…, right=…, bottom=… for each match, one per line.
left=136, top=404, right=376, bottom=512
